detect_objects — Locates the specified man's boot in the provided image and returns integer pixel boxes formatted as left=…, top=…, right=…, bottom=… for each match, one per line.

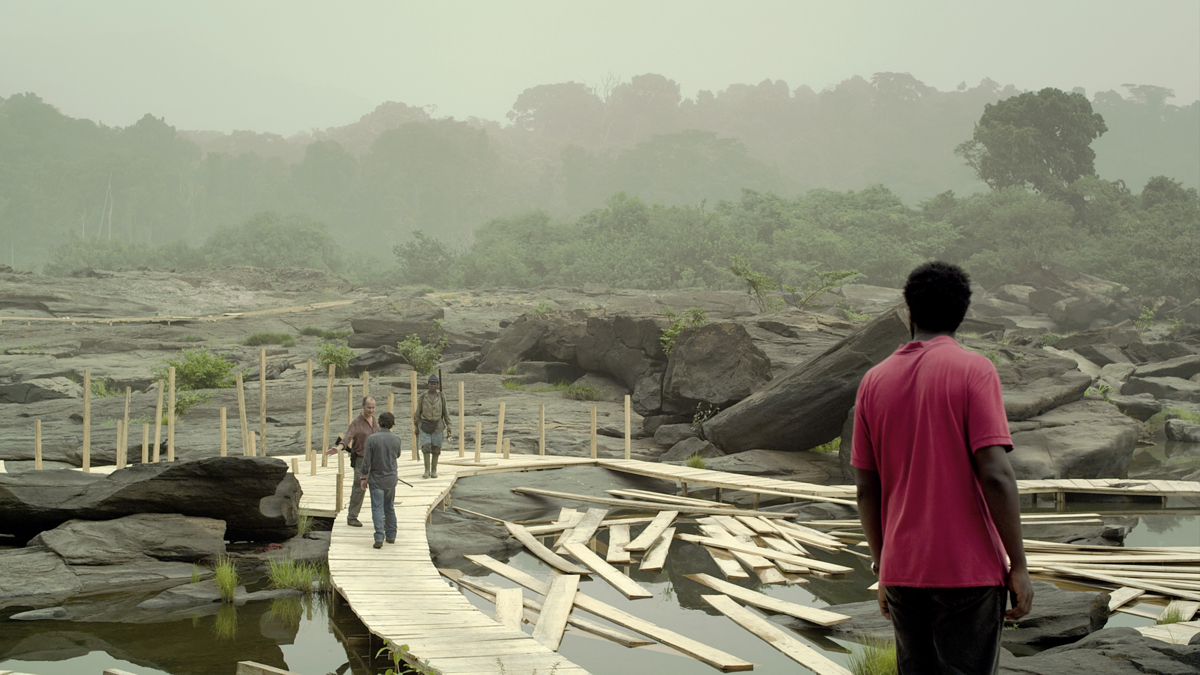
left=430, top=452, right=439, bottom=478
left=421, top=450, right=431, bottom=479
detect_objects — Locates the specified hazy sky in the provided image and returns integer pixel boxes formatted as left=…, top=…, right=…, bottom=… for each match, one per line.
left=2, top=1, right=1197, bottom=135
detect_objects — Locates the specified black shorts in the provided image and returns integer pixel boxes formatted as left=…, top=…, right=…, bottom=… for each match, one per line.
left=886, top=585, right=1006, bottom=675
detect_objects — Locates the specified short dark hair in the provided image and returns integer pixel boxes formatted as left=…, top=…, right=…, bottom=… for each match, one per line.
left=378, top=412, right=395, bottom=429
left=903, top=262, right=972, bottom=333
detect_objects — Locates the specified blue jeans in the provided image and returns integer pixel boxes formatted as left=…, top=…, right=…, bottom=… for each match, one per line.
left=368, top=485, right=396, bottom=544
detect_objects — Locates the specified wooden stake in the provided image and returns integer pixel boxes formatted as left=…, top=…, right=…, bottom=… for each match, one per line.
left=504, top=437, right=511, bottom=459
left=249, top=430, right=257, bottom=460
left=321, top=363, right=334, bottom=468
left=410, top=370, right=418, bottom=461
left=115, top=420, right=125, bottom=469
left=305, top=360, right=313, bottom=461
left=122, top=386, right=131, bottom=462
left=346, top=384, right=353, bottom=427
left=590, top=406, right=598, bottom=459
left=153, top=378, right=164, bottom=462
left=539, top=404, right=546, bottom=456
left=458, top=381, right=465, bottom=458
left=235, top=372, right=249, bottom=457
left=387, top=392, right=394, bottom=414
left=624, top=395, right=631, bottom=460
left=335, top=472, right=344, bottom=512
left=82, top=369, right=91, bottom=472
left=495, top=401, right=506, bottom=455
left=292, top=457, right=299, bottom=474
left=362, top=370, right=370, bottom=397
left=219, top=407, right=227, bottom=457
left=141, top=423, right=149, bottom=464
left=167, top=366, right=176, bottom=462
left=34, top=419, right=42, bottom=470
left=474, top=421, right=482, bottom=463
left=258, top=349, right=266, bottom=457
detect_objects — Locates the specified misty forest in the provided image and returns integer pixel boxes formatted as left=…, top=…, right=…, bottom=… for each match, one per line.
left=3, top=74, right=1198, bottom=300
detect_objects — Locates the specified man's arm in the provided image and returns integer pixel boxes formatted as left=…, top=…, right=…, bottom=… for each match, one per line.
left=359, top=441, right=373, bottom=486
left=855, top=466, right=888, bottom=620
left=973, top=445, right=1033, bottom=620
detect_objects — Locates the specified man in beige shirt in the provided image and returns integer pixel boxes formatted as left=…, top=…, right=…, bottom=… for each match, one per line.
left=413, top=375, right=451, bottom=478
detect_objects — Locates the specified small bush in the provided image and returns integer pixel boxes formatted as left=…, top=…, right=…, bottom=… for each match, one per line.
left=89, top=379, right=120, bottom=398
left=533, top=300, right=555, bottom=315
left=784, top=268, right=861, bottom=309
left=685, top=454, right=707, bottom=470
left=317, top=339, right=354, bottom=377
left=214, top=556, right=239, bottom=603
left=243, top=332, right=296, bottom=347
left=812, top=438, right=841, bottom=453
left=562, top=384, right=600, bottom=401
left=692, top=402, right=719, bottom=433
left=173, top=389, right=212, bottom=416
left=268, top=557, right=329, bottom=593
left=300, top=326, right=352, bottom=340
left=848, top=637, right=898, bottom=675
left=729, top=255, right=784, bottom=312
left=1135, top=305, right=1157, bottom=334
left=660, top=307, right=708, bottom=356
left=1040, top=333, right=1062, bottom=347
left=154, top=347, right=235, bottom=390
left=397, top=333, right=449, bottom=376
left=502, top=365, right=517, bottom=376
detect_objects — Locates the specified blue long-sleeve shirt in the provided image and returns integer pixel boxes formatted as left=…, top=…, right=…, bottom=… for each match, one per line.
left=360, top=430, right=402, bottom=490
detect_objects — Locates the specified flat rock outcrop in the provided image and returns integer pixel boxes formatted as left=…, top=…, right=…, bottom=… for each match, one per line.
left=28, top=513, right=226, bottom=566
left=1008, top=399, right=1141, bottom=480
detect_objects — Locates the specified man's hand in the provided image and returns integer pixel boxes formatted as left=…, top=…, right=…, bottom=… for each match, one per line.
left=325, top=445, right=339, bottom=456
left=877, top=586, right=890, bottom=621
left=1006, top=566, right=1034, bottom=620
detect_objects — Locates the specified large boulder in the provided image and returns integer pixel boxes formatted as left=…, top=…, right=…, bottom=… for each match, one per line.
left=347, top=298, right=445, bottom=349
left=997, top=349, right=1093, bottom=421
left=1008, top=399, right=1141, bottom=479
left=28, top=514, right=226, bottom=566
left=0, top=376, right=83, bottom=404
left=1123, top=376, right=1200, bottom=403
left=660, top=323, right=772, bottom=415
left=347, top=345, right=411, bottom=376
left=1134, top=354, right=1200, bottom=380
left=1165, top=419, right=1200, bottom=443
left=476, top=310, right=593, bottom=374
left=969, top=297, right=1032, bottom=319
left=631, top=373, right=663, bottom=416
left=0, top=456, right=299, bottom=542
left=998, top=627, right=1200, bottom=675
left=703, top=305, right=909, bottom=453
left=660, top=437, right=724, bottom=462
left=575, top=314, right=669, bottom=389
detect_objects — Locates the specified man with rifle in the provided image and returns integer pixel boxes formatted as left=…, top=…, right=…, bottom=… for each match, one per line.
left=413, top=374, right=451, bottom=478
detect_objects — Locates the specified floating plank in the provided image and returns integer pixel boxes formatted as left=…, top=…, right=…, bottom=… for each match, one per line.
left=531, top=575, right=579, bottom=651
left=1045, top=566, right=1200, bottom=601
left=494, top=588, right=524, bottom=631
left=551, top=508, right=583, bottom=549
left=704, top=544, right=752, bottom=580
left=1116, top=605, right=1161, bottom=620
left=1108, top=586, right=1146, bottom=611
left=702, top=594, right=852, bottom=675
left=754, top=567, right=788, bottom=585
left=639, top=527, right=675, bottom=572
left=465, top=554, right=754, bottom=672
left=235, top=664, right=302, bottom=675
left=687, top=573, right=851, bottom=627
left=1162, top=600, right=1200, bottom=621
left=606, top=524, right=632, bottom=564
left=1134, top=620, right=1200, bottom=645
left=625, top=510, right=679, bottom=552
left=526, top=515, right=657, bottom=536
left=512, top=486, right=791, bottom=518
left=504, top=522, right=591, bottom=575
left=563, top=541, right=653, bottom=599
left=559, top=508, right=609, bottom=552
left=607, top=488, right=737, bottom=509
left=677, top=533, right=854, bottom=574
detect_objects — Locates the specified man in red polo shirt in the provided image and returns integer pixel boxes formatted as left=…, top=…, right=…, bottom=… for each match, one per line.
left=853, top=262, right=1032, bottom=674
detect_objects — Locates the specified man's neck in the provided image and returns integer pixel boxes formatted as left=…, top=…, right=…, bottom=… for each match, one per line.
left=911, top=328, right=955, bottom=343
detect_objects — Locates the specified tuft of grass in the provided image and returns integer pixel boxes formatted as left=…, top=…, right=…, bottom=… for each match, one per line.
left=1039, top=332, right=1062, bottom=347
left=179, top=333, right=203, bottom=342
left=191, top=564, right=201, bottom=584
left=531, top=381, right=572, bottom=393
left=1157, top=606, right=1185, bottom=625
left=562, top=384, right=601, bottom=401
left=502, top=365, right=518, bottom=376
left=296, top=512, right=313, bottom=537
left=812, top=437, right=841, bottom=453
left=847, top=637, right=898, bottom=675
left=300, top=326, right=352, bottom=340
left=243, top=332, right=296, bottom=348
left=268, top=557, right=330, bottom=593
left=501, top=380, right=527, bottom=391
left=685, top=454, right=707, bottom=470
left=214, top=556, right=239, bottom=603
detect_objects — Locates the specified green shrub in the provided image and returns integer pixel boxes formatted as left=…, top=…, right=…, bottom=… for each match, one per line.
left=729, top=255, right=783, bottom=312
left=1039, top=333, right=1063, bottom=347
left=89, top=379, right=120, bottom=398
left=268, top=557, right=329, bottom=593
left=378, top=639, right=439, bottom=675
left=562, top=384, right=600, bottom=401
left=172, top=390, right=212, bottom=416
left=154, top=347, right=235, bottom=390
left=848, top=637, right=898, bottom=675
left=1135, top=305, right=1157, bottom=334
left=692, top=402, right=719, bottom=433
left=660, top=307, right=708, bottom=356
left=533, top=300, right=555, bottom=315
left=812, top=438, right=841, bottom=453
left=317, top=339, right=354, bottom=376
left=300, top=327, right=352, bottom=340
left=685, top=454, right=707, bottom=469
left=243, top=332, right=296, bottom=348
left=397, top=333, right=448, bottom=376
left=214, top=556, right=239, bottom=603
left=784, top=268, right=861, bottom=308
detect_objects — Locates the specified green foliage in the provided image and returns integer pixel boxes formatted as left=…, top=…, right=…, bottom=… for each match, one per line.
left=212, top=604, right=239, bottom=640
left=378, top=639, right=440, bottom=675
left=729, top=255, right=783, bottom=312
left=660, top=307, right=708, bottom=356
left=243, top=332, right=296, bottom=347
left=173, top=390, right=212, bottom=416
left=811, top=438, right=841, bottom=453
left=501, top=365, right=517, bottom=376
left=1168, top=317, right=1185, bottom=338
left=316, top=339, right=353, bottom=377
left=1040, top=333, right=1063, bottom=347
left=685, top=454, right=707, bottom=470
left=154, top=347, right=235, bottom=390
left=982, top=349, right=1002, bottom=366
left=394, top=230, right=457, bottom=287
left=203, top=212, right=345, bottom=272
left=562, top=384, right=600, bottom=401
left=214, top=556, right=239, bottom=604
left=840, top=303, right=871, bottom=322
left=501, top=380, right=526, bottom=391
left=533, top=300, right=556, bottom=315
left=692, top=402, right=719, bottom=433
left=267, top=557, right=329, bottom=593
left=848, top=637, right=898, bottom=675
left=784, top=268, right=861, bottom=308
left=191, top=565, right=201, bottom=584
left=296, top=512, right=313, bottom=537
left=89, top=379, right=120, bottom=398
left=1157, top=606, right=1185, bottom=625
left=300, top=326, right=352, bottom=340
left=397, top=333, right=448, bottom=376
left=1135, top=305, right=1158, bottom=334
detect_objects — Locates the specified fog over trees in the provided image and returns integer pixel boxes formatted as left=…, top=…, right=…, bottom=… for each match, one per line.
left=1, top=73, right=1197, bottom=299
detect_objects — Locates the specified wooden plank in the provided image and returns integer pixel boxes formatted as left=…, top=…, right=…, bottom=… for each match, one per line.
left=494, top=587, right=524, bottom=631
left=465, top=554, right=754, bottom=671
left=552, top=508, right=584, bottom=549
left=608, top=488, right=736, bottom=509
left=236, top=664, right=301, bottom=675
left=559, top=508, right=609, bottom=551
left=639, top=527, right=675, bottom=572
left=687, top=573, right=850, bottom=626
left=527, top=515, right=657, bottom=536
left=702, top=594, right=851, bottom=675
left=1134, top=620, right=1200, bottom=645
left=1162, top=600, right=1200, bottom=621
left=627, top=510, right=678, bottom=552
left=1108, top=586, right=1146, bottom=611
left=1045, top=566, right=1200, bottom=601
left=531, top=574, right=579, bottom=651
left=504, top=522, right=591, bottom=575
left=563, top=541, right=653, bottom=599
left=606, top=524, right=632, bottom=564
left=676, top=534, right=854, bottom=574
left=704, top=544, right=752, bottom=579
left=512, top=486, right=791, bottom=518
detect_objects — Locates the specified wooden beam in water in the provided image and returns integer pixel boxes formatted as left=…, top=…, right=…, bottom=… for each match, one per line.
left=494, top=587, right=524, bottom=631
left=606, top=524, right=631, bottom=564
left=639, top=527, right=675, bottom=572
left=625, top=510, right=678, bottom=552
left=512, top=487, right=791, bottom=518
left=687, top=573, right=850, bottom=626
left=676, top=534, right=854, bottom=574
left=531, top=574, right=579, bottom=651
left=562, top=542, right=652, bottom=599
left=558, top=508, right=608, bottom=551
left=702, top=594, right=852, bottom=675
left=504, top=522, right=591, bottom=575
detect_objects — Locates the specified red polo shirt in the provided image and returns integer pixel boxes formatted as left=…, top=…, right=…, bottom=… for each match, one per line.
left=852, top=336, right=1013, bottom=588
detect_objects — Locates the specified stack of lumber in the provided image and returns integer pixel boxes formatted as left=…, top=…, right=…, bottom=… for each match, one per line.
left=1023, top=540, right=1200, bottom=607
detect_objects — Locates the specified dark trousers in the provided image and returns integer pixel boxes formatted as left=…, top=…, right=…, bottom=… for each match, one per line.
left=886, top=585, right=1006, bottom=675
left=347, top=454, right=366, bottom=520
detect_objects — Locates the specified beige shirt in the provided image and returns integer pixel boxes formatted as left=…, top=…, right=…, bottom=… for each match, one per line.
left=414, top=391, right=447, bottom=434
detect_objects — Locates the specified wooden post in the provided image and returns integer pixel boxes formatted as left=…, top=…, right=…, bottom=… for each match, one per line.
left=590, top=406, right=597, bottom=459
left=495, top=401, right=506, bottom=455
left=458, top=381, right=465, bottom=458
left=410, top=370, right=419, bottom=461
left=153, top=378, right=164, bottom=462
left=34, top=419, right=42, bottom=470
left=387, top=393, right=394, bottom=414
left=258, top=349, right=266, bottom=457
left=235, top=372, right=249, bottom=457
left=474, top=421, right=482, bottom=463
left=624, top=394, right=631, bottom=460
left=292, top=457, right=299, bottom=474
left=304, top=360, right=313, bottom=462
left=115, top=420, right=125, bottom=469
left=539, top=404, right=546, bottom=456
left=82, top=369, right=91, bottom=472
left=249, top=430, right=257, bottom=461
left=503, top=437, right=511, bottom=459
left=141, top=423, right=149, bottom=464
left=321, top=363, right=334, bottom=468
left=122, top=386, right=131, bottom=462
left=167, top=366, right=176, bottom=462
left=335, top=472, right=344, bottom=512
left=362, top=370, right=370, bottom=398
left=219, top=407, right=227, bottom=457
left=346, top=384, right=353, bottom=427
